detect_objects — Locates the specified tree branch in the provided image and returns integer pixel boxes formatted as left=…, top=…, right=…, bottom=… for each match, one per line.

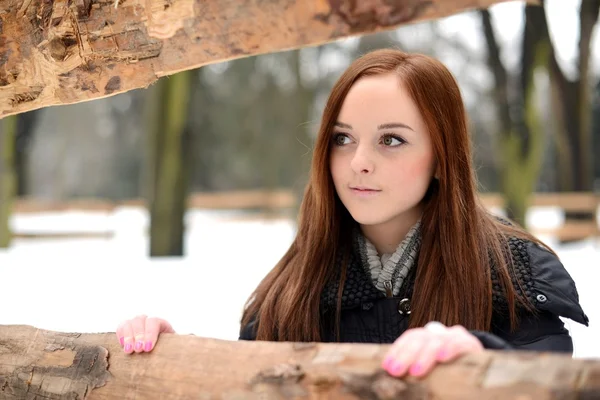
left=479, top=9, right=511, bottom=134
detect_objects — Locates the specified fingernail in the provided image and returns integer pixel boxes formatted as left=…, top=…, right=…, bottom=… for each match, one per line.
left=382, top=357, right=394, bottom=370
left=409, top=363, right=423, bottom=376
left=135, top=341, right=143, bottom=351
left=390, top=361, right=405, bottom=376
left=144, top=341, right=153, bottom=352
left=119, top=337, right=124, bottom=346
left=124, top=343, right=132, bottom=352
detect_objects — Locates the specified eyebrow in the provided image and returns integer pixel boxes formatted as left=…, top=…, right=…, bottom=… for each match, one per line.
left=334, top=122, right=414, bottom=131
left=378, top=123, right=414, bottom=131
left=334, top=122, right=352, bottom=129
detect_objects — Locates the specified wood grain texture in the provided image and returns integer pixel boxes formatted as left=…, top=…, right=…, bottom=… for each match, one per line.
left=0, top=324, right=598, bottom=399
left=0, top=0, right=535, bottom=118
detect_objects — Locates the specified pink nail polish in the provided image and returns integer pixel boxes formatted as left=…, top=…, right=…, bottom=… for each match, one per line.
left=390, top=361, right=405, bottom=376
left=409, top=363, right=422, bottom=376
left=135, top=341, right=143, bottom=351
left=119, top=337, right=124, bottom=346
left=124, top=343, right=132, bottom=352
left=144, top=341, right=153, bottom=352
left=382, top=357, right=393, bottom=370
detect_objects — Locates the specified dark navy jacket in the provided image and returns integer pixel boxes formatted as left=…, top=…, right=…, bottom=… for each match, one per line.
left=240, top=238, right=588, bottom=352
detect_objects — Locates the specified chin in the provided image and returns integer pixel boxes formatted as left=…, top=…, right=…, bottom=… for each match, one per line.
left=346, top=210, right=389, bottom=226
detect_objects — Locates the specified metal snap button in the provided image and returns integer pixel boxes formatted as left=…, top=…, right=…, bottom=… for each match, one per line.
left=398, top=298, right=411, bottom=315
left=536, top=294, right=547, bottom=303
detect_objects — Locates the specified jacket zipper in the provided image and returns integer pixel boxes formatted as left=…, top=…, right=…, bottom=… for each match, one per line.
left=383, top=280, right=393, bottom=298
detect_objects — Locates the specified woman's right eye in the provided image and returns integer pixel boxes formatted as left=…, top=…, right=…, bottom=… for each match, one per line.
left=333, top=134, right=351, bottom=146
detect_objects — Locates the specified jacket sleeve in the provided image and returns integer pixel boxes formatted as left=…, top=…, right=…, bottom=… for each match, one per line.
left=239, top=318, right=258, bottom=341
left=471, top=240, right=589, bottom=353
left=470, top=311, right=574, bottom=352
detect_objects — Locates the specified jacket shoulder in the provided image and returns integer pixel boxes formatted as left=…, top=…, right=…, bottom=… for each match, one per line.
left=503, top=236, right=589, bottom=326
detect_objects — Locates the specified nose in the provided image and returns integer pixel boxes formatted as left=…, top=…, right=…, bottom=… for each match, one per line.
left=350, top=144, right=375, bottom=174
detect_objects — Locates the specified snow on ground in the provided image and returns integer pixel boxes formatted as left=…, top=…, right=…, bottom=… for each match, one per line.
left=0, top=207, right=598, bottom=358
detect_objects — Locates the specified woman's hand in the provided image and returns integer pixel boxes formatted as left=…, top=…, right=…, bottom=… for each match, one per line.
left=116, top=315, right=175, bottom=354
left=382, top=321, right=483, bottom=378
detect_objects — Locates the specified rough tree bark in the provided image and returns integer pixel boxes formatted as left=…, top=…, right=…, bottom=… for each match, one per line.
left=0, top=325, right=599, bottom=399
left=0, top=0, right=535, bottom=118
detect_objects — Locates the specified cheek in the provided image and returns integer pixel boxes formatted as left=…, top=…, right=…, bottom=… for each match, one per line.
left=330, top=153, right=347, bottom=182
left=329, top=158, right=341, bottom=187
left=396, top=155, right=435, bottom=184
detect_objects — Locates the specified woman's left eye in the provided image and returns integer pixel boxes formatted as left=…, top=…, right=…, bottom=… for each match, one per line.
left=381, top=135, right=405, bottom=147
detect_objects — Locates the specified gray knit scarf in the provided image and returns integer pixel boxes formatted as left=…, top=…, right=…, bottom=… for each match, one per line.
left=354, top=220, right=422, bottom=297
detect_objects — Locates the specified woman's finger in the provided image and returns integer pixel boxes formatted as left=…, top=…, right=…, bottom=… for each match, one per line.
left=122, top=322, right=135, bottom=354
left=159, top=318, right=175, bottom=334
left=143, top=318, right=174, bottom=352
left=382, top=329, right=427, bottom=377
left=436, top=325, right=483, bottom=362
left=115, top=322, right=126, bottom=348
left=130, top=315, right=147, bottom=353
left=408, top=332, right=448, bottom=377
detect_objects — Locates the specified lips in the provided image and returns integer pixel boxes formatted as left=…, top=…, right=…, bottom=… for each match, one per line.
left=349, top=186, right=382, bottom=197
left=350, top=186, right=381, bottom=192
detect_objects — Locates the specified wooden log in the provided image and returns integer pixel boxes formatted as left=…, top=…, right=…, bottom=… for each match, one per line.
left=0, top=325, right=598, bottom=399
left=0, top=0, right=534, bottom=118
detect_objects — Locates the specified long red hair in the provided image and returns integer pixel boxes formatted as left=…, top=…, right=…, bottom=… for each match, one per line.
left=241, top=49, right=539, bottom=341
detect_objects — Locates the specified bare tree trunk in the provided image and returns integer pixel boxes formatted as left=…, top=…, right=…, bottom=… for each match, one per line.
left=574, top=0, right=600, bottom=191
left=0, top=0, right=530, bottom=118
left=506, top=4, right=548, bottom=225
left=480, top=7, right=547, bottom=227
left=0, top=324, right=598, bottom=399
left=550, top=0, right=599, bottom=192
left=593, top=82, right=600, bottom=189
left=0, top=115, right=16, bottom=248
left=482, top=1, right=599, bottom=236
left=13, top=110, right=40, bottom=197
left=549, top=62, right=573, bottom=191
left=147, top=72, right=192, bottom=257
left=545, top=0, right=600, bottom=241
left=287, top=49, right=315, bottom=218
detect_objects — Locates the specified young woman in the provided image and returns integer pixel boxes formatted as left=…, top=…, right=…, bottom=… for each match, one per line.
left=116, top=49, right=588, bottom=379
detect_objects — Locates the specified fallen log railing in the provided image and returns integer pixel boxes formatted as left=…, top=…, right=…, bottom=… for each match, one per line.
left=481, top=192, right=600, bottom=241
left=0, top=325, right=598, bottom=399
left=12, top=189, right=297, bottom=213
left=9, top=190, right=600, bottom=241
left=0, top=0, right=535, bottom=118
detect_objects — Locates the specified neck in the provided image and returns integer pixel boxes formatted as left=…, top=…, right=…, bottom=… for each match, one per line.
left=360, top=207, right=423, bottom=255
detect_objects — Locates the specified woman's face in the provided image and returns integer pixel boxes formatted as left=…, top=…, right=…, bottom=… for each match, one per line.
left=330, top=73, right=436, bottom=231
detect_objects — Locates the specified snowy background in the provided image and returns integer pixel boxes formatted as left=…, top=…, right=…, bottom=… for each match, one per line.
left=0, top=206, right=597, bottom=358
